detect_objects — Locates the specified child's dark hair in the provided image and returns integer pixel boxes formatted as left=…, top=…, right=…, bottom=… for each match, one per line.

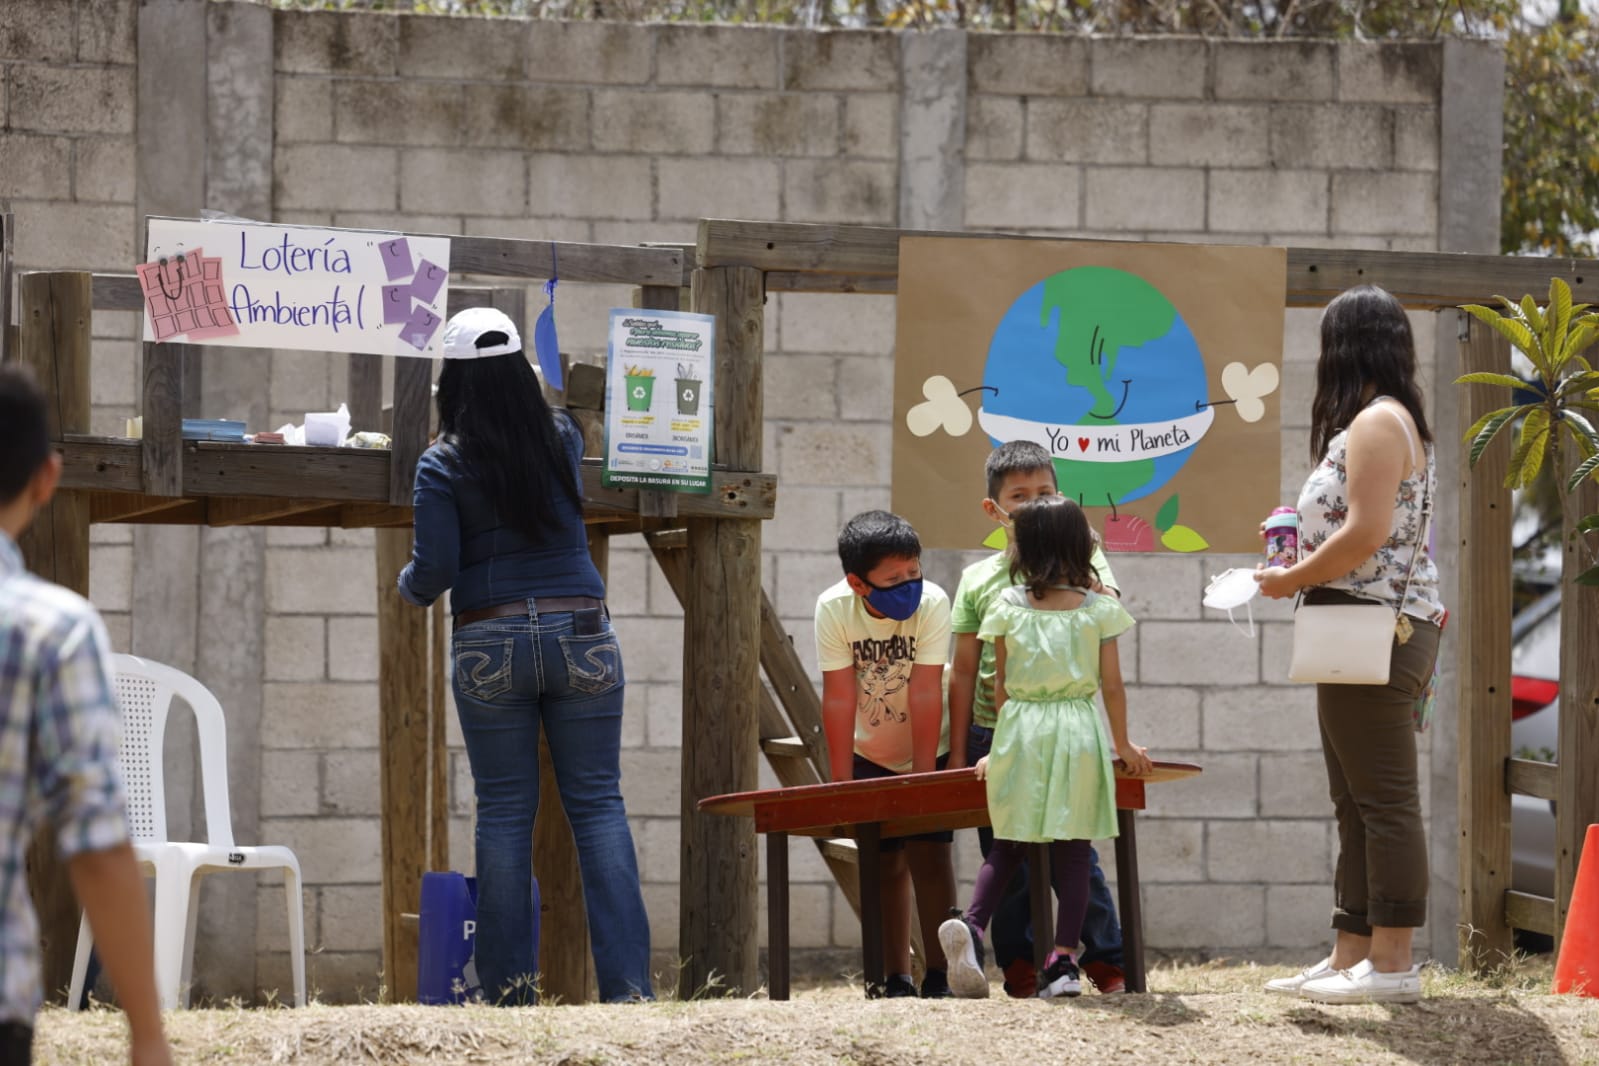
left=0, top=365, right=52, bottom=506
left=837, top=510, right=921, bottom=579
left=1008, top=496, right=1099, bottom=598
left=985, top=440, right=1056, bottom=499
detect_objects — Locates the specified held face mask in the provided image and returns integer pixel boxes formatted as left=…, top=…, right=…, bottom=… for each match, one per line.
left=1202, top=568, right=1261, bottom=638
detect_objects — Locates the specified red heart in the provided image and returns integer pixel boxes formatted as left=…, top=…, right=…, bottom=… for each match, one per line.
left=1078, top=437, right=1091, bottom=452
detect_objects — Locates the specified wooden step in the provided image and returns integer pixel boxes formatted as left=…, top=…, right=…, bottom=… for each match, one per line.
left=817, top=838, right=858, bottom=865
left=760, top=736, right=810, bottom=759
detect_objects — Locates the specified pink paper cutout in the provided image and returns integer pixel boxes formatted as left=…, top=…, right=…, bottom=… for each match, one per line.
left=137, top=249, right=238, bottom=342
left=411, top=259, right=446, bottom=304
left=379, top=238, right=414, bottom=281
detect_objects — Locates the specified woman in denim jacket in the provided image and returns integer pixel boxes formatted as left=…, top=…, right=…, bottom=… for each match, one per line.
left=398, top=307, right=652, bottom=1004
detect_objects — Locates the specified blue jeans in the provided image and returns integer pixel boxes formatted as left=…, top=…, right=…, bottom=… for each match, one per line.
left=452, top=603, right=653, bottom=1003
left=968, top=724, right=1123, bottom=969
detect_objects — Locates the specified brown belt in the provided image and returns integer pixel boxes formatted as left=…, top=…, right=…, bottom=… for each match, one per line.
left=454, top=596, right=604, bottom=627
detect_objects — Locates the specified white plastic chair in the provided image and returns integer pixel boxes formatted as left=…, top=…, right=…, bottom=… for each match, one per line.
left=68, top=654, right=307, bottom=1010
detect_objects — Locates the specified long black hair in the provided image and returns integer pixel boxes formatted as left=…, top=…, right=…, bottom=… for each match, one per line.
left=1008, top=495, right=1099, bottom=599
left=1311, top=284, right=1432, bottom=462
left=434, top=335, right=582, bottom=539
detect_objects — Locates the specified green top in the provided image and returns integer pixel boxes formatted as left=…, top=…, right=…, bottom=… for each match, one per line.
left=950, top=547, right=1118, bottom=728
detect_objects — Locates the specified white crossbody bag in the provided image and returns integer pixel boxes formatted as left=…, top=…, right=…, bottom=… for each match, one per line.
left=1288, top=461, right=1431, bottom=686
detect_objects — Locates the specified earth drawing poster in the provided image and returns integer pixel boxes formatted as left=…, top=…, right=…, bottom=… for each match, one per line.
left=894, top=237, right=1287, bottom=554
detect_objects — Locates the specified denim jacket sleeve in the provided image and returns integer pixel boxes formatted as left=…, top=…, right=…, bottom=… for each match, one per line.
left=397, top=447, right=459, bottom=608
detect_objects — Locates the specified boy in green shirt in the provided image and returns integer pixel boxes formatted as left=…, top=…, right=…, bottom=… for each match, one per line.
left=944, top=441, right=1127, bottom=998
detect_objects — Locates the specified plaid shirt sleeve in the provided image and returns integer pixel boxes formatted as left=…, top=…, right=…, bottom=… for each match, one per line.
left=29, top=611, right=128, bottom=858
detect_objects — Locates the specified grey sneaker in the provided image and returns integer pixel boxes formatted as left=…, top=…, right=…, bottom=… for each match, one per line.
left=1299, top=960, right=1421, bottom=1005
left=937, top=915, right=990, bottom=999
left=1264, top=956, right=1335, bottom=995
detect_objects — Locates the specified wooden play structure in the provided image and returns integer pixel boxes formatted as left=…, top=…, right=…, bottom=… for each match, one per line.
left=4, top=211, right=1597, bottom=1001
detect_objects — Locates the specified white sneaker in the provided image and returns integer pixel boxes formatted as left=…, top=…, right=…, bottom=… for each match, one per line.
left=1299, top=959, right=1421, bottom=1005
left=1264, top=956, right=1336, bottom=995
left=937, top=917, right=990, bottom=999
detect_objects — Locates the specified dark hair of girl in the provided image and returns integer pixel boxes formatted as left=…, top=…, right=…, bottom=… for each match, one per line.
left=434, top=335, right=582, bottom=539
left=1008, top=495, right=1099, bottom=599
left=1311, top=284, right=1432, bottom=462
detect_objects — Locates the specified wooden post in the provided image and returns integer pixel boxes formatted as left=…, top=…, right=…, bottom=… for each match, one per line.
left=679, top=265, right=764, bottom=997
left=140, top=342, right=186, bottom=497
left=1555, top=441, right=1599, bottom=946
left=1455, top=312, right=1515, bottom=970
left=347, top=354, right=383, bottom=436
left=15, top=272, right=93, bottom=1001
left=388, top=359, right=431, bottom=506
left=1, top=212, right=14, bottom=362
left=428, top=600, right=449, bottom=873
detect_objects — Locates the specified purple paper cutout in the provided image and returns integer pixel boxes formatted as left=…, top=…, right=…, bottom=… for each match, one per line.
left=382, top=284, right=412, bottom=324
left=401, top=305, right=442, bottom=351
left=412, top=259, right=446, bottom=304
left=379, top=238, right=414, bottom=281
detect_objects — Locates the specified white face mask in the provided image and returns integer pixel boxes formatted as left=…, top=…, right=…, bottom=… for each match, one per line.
left=1202, top=568, right=1261, bottom=638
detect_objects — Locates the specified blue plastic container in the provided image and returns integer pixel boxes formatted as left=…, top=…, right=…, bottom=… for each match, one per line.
left=416, top=871, right=540, bottom=1004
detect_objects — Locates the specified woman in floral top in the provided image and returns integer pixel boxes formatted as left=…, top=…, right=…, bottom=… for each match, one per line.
left=1255, top=285, right=1443, bottom=1007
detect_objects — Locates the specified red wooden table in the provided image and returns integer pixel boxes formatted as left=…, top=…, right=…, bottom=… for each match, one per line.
left=699, top=761, right=1201, bottom=999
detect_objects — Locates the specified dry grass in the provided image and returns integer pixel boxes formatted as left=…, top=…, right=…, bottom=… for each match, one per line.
left=36, top=957, right=1599, bottom=1066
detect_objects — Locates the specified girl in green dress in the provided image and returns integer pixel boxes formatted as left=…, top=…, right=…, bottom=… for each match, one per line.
left=940, top=495, right=1153, bottom=999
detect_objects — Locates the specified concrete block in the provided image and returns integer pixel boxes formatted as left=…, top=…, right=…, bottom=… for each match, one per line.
left=262, top=682, right=378, bottom=749
left=844, top=93, right=897, bottom=160
left=779, top=293, right=894, bottom=355
left=1338, top=43, right=1442, bottom=105
left=775, top=550, right=845, bottom=621
left=592, top=220, right=693, bottom=246
left=717, top=93, right=838, bottom=157
left=397, top=12, right=524, bottom=81
left=1260, top=751, right=1331, bottom=817
left=1144, top=883, right=1264, bottom=948
left=100, top=612, right=130, bottom=654
left=461, top=85, right=590, bottom=152
left=657, top=157, right=782, bottom=224
left=1136, top=817, right=1205, bottom=881
left=73, top=136, right=136, bottom=203
left=604, top=546, right=648, bottom=617
left=91, top=309, right=140, bottom=341
left=837, top=355, right=892, bottom=421
left=783, top=159, right=897, bottom=225
left=527, top=154, right=652, bottom=221
left=266, top=548, right=377, bottom=615
left=641, top=882, right=679, bottom=951
left=1270, top=104, right=1392, bottom=170
left=400, top=147, right=524, bottom=216
left=964, top=95, right=1022, bottom=161
left=1027, top=100, right=1147, bottom=165
left=1143, top=750, right=1257, bottom=818
left=967, top=33, right=1088, bottom=96
left=261, top=750, right=320, bottom=817
left=764, top=354, right=838, bottom=420
left=524, top=21, right=654, bottom=85
left=646, top=554, right=683, bottom=619
left=256, top=882, right=317, bottom=954
left=265, top=615, right=325, bottom=682
left=760, top=882, right=834, bottom=949
left=829, top=884, right=864, bottom=948
left=964, top=162, right=1079, bottom=230
left=267, top=527, right=327, bottom=548
left=779, top=422, right=891, bottom=488
left=323, top=749, right=380, bottom=816
left=610, top=615, right=683, bottom=683
left=449, top=749, right=475, bottom=816
left=619, top=750, right=681, bottom=817
left=636, top=816, right=680, bottom=882
left=643, top=681, right=682, bottom=749
left=448, top=816, right=473, bottom=875
left=1331, top=172, right=1437, bottom=237
left=1091, top=39, right=1207, bottom=99
left=1259, top=624, right=1296, bottom=688
left=327, top=616, right=378, bottom=683
left=592, top=90, right=714, bottom=155
left=1214, top=41, right=1334, bottom=101
left=275, top=145, right=398, bottom=211
left=0, top=134, right=71, bottom=199
left=274, top=9, right=397, bottom=76
left=258, top=816, right=381, bottom=885
left=0, top=0, right=74, bottom=62
left=319, top=885, right=383, bottom=952
left=1139, top=621, right=1259, bottom=686
left=766, top=487, right=841, bottom=554
left=783, top=31, right=897, bottom=92
left=1208, top=819, right=1332, bottom=883
left=464, top=216, right=588, bottom=243
left=87, top=544, right=131, bottom=613
left=9, top=202, right=133, bottom=273
left=91, top=523, right=133, bottom=546
left=657, top=24, right=779, bottom=89
left=334, top=80, right=463, bottom=147
left=1149, top=104, right=1269, bottom=168
left=274, top=77, right=334, bottom=143
left=77, top=0, right=136, bottom=63
left=1105, top=555, right=1203, bottom=621
left=1266, top=884, right=1333, bottom=947
left=1208, top=169, right=1329, bottom=235
left=88, top=338, right=136, bottom=410
left=1127, top=685, right=1200, bottom=750
left=1202, top=686, right=1319, bottom=752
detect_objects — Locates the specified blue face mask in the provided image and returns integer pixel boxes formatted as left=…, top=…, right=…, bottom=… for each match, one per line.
left=864, top=577, right=924, bottom=621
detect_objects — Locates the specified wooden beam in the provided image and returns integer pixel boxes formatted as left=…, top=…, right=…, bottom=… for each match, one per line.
left=1506, top=758, right=1558, bottom=803
left=206, top=497, right=340, bottom=527
left=1555, top=441, right=1599, bottom=948
left=449, top=235, right=687, bottom=287
left=1505, top=890, right=1556, bottom=937
left=581, top=464, right=775, bottom=521
left=339, top=503, right=416, bottom=528
left=91, top=272, right=144, bottom=313
left=88, top=492, right=203, bottom=524
left=185, top=442, right=390, bottom=501
left=1456, top=312, right=1515, bottom=971
left=759, top=592, right=829, bottom=778
left=0, top=213, right=12, bottom=360
left=58, top=436, right=142, bottom=492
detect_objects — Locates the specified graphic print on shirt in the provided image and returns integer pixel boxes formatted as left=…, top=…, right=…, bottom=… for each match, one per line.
left=852, top=634, right=917, bottom=729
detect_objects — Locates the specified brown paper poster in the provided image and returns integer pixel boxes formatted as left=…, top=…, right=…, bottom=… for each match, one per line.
left=893, top=237, right=1287, bottom=553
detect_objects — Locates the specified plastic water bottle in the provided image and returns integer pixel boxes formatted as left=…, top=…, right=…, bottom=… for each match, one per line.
left=1264, top=507, right=1299, bottom=569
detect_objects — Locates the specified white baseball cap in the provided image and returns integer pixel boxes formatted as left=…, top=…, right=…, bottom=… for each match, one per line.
left=441, top=307, right=522, bottom=360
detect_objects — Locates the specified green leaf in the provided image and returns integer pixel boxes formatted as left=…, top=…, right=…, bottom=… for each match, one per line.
left=1567, top=319, right=1599, bottom=364
left=1521, top=293, right=1546, bottom=334
left=1461, top=304, right=1537, bottom=357
left=1568, top=451, right=1599, bottom=494
left=1549, top=277, right=1574, bottom=357
left=1159, top=524, right=1209, bottom=553
left=1456, top=371, right=1533, bottom=390
left=1575, top=563, right=1599, bottom=587
left=1558, top=370, right=1599, bottom=397
left=982, top=526, right=1008, bottom=550
left=1506, top=408, right=1551, bottom=489
left=1575, top=514, right=1599, bottom=536
left=1465, top=407, right=1520, bottom=469
left=1561, top=409, right=1599, bottom=454
left=1153, top=494, right=1180, bottom=532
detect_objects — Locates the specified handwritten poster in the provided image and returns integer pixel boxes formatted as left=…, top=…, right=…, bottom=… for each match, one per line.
left=895, top=237, right=1286, bottom=554
left=601, top=308, right=715, bottom=494
left=142, top=219, right=452, bottom=357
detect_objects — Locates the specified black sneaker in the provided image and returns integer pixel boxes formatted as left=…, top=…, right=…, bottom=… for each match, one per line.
left=884, top=974, right=919, bottom=998
left=937, top=912, right=990, bottom=999
left=1037, top=955, right=1082, bottom=999
left=921, top=968, right=953, bottom=998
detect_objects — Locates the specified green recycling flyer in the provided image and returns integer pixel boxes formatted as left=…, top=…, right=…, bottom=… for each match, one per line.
left=601, top=307, right=716, bottom=493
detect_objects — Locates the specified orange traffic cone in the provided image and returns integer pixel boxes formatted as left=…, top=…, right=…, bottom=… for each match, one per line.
left=1553, top=823, right=1599, bottom=997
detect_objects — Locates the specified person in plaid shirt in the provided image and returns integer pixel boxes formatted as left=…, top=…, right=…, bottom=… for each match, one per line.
left=0, top=366, right=168, bottom=1065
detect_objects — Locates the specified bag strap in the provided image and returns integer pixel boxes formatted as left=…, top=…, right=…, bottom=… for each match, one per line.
left=1391, top=447, right=1433, bottom=620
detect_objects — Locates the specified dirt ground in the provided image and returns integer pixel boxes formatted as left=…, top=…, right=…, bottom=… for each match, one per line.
left=35, top=958, right=1597, bottom=1066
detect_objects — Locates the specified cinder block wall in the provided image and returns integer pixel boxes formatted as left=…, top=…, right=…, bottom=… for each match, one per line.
left=1, top=0, right=1501, bottom=1001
